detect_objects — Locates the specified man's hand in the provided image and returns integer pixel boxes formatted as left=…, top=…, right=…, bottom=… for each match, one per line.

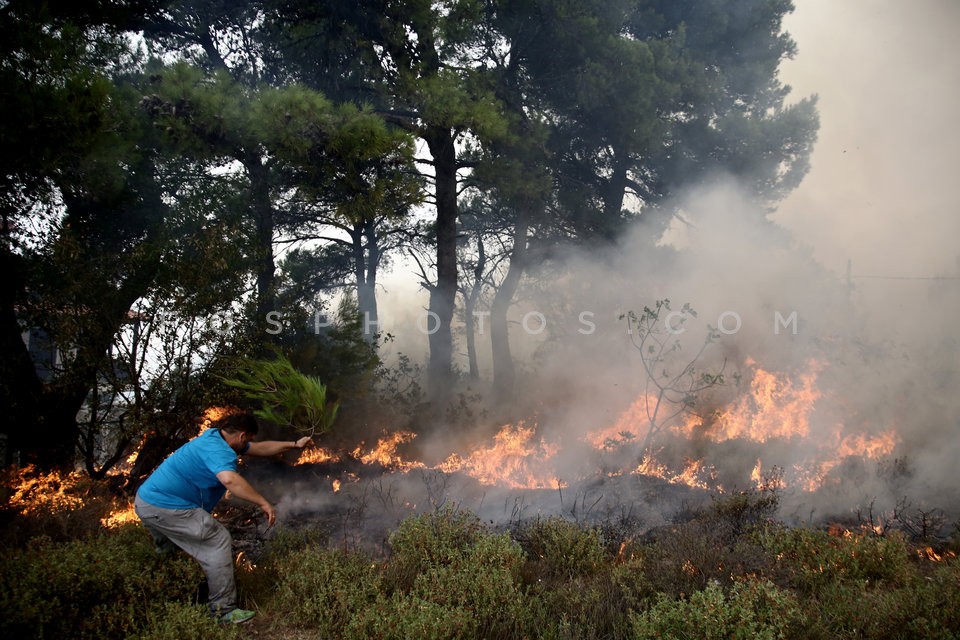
left=245, top=437, right=315, bottom=457
left=216, top=470, right=276, bottom=527
left=261, top=502, right=277, bottom=528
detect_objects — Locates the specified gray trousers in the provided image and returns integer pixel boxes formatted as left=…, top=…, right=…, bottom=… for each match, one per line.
left=134, top=495, right=237, bottom=614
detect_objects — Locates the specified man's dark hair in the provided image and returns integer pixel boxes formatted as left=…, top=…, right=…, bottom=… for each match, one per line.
left=217, top=412, right=259, bottom=436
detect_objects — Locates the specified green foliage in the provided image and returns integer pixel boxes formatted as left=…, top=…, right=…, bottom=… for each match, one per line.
left=755, top=525, right=913, bottom=591
left=516, top=517, right=606, bottom=582
left=282, top=294, right=383, bottom=402
left=348, top=594, right=478, bottom=640
left=270, top=547, right=382, bottom=633
left=810, top=573, right=960, bottom=640
left=353, top=513, right=532, bottom=640
left=0, top=524, right=203, bottom=640
left=3, top=498, right=960, bottom=640
left=629, top=578, right=807, bottom=640
left=384, top=507, right=485, bottom=591
left=221, top=352, right=339, bottom=436
left=706, top=487, right=781, bottom=542
left=128, top=602, right=238, bottom=640
left=639, top=490, right=780, bottom=598
left=531, top=558, right=652, bottom=640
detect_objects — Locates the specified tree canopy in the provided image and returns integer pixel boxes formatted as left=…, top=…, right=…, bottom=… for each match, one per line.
left=0, top=0, right=817, bottom=470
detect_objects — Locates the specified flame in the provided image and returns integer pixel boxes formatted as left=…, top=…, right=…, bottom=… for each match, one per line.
left=178, top=357, right=901, bottom=496
left=582, top=360, right=901, bottom=493
left=5, top=465, right=88, bottom=514
left=296, top=446, right=340, bottom=465
left=199, top=405, right=242, bottom=431
left=101, top=502, right=138, bottom=529
left=438, top=423, right=563, bottom=489
left=674, top=361, right=824, bottom=443
left=585, top=396, right=655, bottom=450
left=792, top=427, right=899, bottom=492
left=632, top=454, right=716, bottom=491
left=917, top=547, right=956, bottom=562
left=353, top=431, right=425, bottom=471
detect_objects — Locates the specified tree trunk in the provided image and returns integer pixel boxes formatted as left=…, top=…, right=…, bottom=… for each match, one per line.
left=245, top=155, right=276, bottom=339
left=0, top=245, right=42, bottom=465
left=425, top=126, right=458, bottom=403
left=462, top=233, right=486, bottom=381
left=357, top=217, right=380, bottom=340
left=6, top=158, right=166, bottom=470
left=602, top=153, right=629, bottom=234
left=491, top=212, right=530, bottom=403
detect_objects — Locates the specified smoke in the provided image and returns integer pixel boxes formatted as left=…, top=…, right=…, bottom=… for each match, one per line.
left=269, top=0, right=960, bottom=534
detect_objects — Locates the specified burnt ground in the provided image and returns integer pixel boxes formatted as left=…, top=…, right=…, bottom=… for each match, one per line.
left=222, top=454, right=715, bottom=562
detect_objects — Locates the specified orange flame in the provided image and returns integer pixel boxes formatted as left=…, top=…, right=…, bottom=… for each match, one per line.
left=633, top=454, right=716, bottom=491
left=674, top=361, right=823, bottom=443
left=353, top=431, right=425, bottom=471
left=438, top=423, right=563, bottom=489
left=296, top=446, right=340, bottom=465
left=172, top=358, right=901, bottom=496
left=101, top=503, right=138, bottom=529
left=199, top=405, right=241, bottom=430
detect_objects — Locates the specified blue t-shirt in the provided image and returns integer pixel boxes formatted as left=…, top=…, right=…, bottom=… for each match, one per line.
left=137, top=429, right=243, bottom=511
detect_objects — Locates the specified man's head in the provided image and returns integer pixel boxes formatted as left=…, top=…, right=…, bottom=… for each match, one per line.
left=216, top=412, right=258, bottom=451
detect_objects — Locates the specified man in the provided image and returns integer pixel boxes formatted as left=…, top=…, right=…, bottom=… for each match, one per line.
left=135, top=411, right=313, bottom=624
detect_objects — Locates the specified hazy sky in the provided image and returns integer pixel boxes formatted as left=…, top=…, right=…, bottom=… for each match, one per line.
left=380, top=0, right=960, bottom=362
left=775, top=0, right=960, bottom=279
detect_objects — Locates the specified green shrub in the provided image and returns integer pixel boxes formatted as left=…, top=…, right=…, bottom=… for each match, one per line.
left=384, top=506, right=484, bottom=591
left=629, top=577, right=806, bottom=640
left=515, top=517, right=606, bottom=582
left=756, top=525, right=913, bottom=591
left=0, top=524, right=203, bottom=639
left=128, top=602, right=238, bottom=640
left=640, top=519, right=772, bottom=597
left=350, top=514, right=534, bottom=640
left=409, top=533, right=528, bottom=637
left=270, top=546, right=381, bottom=633
left=348, top=594, right=478, bottom=640
left=238, top=524, right=331, bottom=605
left=705, top=488, right=780, bottom=543
left=519, top=551, right=653, bottom=640
left=810, top=559, right=960, bottom=639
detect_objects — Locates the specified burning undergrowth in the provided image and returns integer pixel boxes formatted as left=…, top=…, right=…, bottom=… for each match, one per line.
left=229, top=354, right=949, bottom=557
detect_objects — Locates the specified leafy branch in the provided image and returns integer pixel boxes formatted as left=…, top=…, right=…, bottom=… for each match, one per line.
left=221, top=353, right=339, bottom=436
left=622, top=299, right=726, bottom=454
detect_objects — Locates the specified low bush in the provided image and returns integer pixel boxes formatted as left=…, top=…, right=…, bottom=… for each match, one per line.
left=382, top=506, right=484, bottom=592
left=809, top=559, right=960, bottom=640
left=629, top=577, right=807, bottom=640
left=127, top=602, right=238, bottom=640
left=347, top=510, right=534, bottom=640
left=531, top=559, right=651, bottom=640
left=0, top=524, right=203, bottom=639
left=269, top=546, right=381, bottom=634
left=755, top=525, right=913, bottom=591
left=515, top=517, right=606, bottom=583
left=3, top=481, right=958, bottom=640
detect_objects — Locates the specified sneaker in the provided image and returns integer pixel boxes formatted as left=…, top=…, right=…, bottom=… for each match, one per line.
left=219, top=608, right=256, bottom=624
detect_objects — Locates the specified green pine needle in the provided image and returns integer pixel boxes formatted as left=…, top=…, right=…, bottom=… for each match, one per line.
left=220, top=353, right=338, bottom=436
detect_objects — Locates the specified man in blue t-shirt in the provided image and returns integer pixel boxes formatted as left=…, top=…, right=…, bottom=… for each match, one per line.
left=135, top=412, right=313, bottom=624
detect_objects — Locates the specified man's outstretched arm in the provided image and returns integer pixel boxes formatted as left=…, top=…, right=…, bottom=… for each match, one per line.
left=215, top=470, right=277, bottom=527
left=244, top=436, right=314, bottom=457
